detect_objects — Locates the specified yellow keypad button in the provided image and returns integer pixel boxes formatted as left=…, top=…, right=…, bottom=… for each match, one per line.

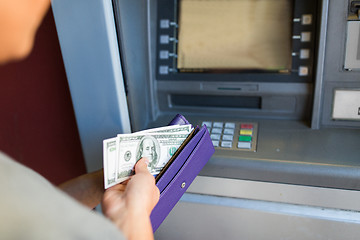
left=240, top=129, right=253, bottom=135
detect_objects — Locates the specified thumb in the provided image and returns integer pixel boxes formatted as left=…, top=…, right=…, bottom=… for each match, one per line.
left=135, top=157, right=150, bottom=174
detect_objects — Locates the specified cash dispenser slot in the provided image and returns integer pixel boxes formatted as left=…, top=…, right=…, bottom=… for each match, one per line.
left=171, top=94, right=262, bottom=109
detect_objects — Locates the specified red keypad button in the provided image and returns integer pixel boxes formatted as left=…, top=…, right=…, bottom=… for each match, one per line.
left=241, top=123, right=253, bottom=129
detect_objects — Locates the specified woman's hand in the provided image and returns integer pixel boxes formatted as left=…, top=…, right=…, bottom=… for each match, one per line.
left=102, top=158, right=160, bottom=240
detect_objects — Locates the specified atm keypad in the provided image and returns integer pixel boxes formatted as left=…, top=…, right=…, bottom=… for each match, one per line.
left=202, top=121, right=258, bottom=152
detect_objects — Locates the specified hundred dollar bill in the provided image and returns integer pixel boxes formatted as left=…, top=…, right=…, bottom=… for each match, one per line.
left=103, top=125, right=192, bottom=188
left=103, top=137, right=118, bottom=189
left=132, top=124, right=193, bottom=134
left=115, top=132, right=189, bottom=183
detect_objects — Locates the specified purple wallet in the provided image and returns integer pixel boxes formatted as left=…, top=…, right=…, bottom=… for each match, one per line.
left=150, top=114, right=215, bottom=232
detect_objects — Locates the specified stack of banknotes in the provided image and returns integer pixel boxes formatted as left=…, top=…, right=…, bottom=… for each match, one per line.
left=103, top=124, right=193, bottom=189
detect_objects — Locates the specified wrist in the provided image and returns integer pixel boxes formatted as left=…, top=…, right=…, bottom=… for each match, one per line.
left=116, top=208, right=154, bottom=240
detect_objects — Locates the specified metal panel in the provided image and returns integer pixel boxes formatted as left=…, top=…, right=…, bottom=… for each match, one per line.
left=156, top=177, right=360, bottom=239
left=320, top=0, right=360, bottom=128
left=52, top=0, right=131, bottom=172
left=188, top=176, right=360, bottom=211
left=112, top=0, right=156, bottom=131
left=155, top=192, right=360, bottom=240
left=311, top=0, right=329, bottom=129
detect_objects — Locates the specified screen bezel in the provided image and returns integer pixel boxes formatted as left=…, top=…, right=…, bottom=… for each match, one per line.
left=156, top=0, right=318, bottom=83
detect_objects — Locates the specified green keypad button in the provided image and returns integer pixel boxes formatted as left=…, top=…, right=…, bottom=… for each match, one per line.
left=239, top=135, right=252, bottom=142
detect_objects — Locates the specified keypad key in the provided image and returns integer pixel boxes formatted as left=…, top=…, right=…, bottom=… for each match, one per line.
left=222, top=135, right=234, bottom=141
left=212, top=128, right=222, bottom=134
left=213, top=122, right=223, bottom=128
left=210, top=134, right=221, bottom=140
left=224, top=128, right=235, bottom=135
left=221, top=141, right=233, bottom=148
left=225, top=122, right=235, bottom=129
left=212, top=140, right=219, bottom=147
left=241, top=123, right=253, bottom=129
left=240, top=129, right=253, bottom=135
left=202, top=121, right=212, bottom=128
left=239, top=135, right=252, bottom=142
left=238, top=142, right=251, bottom=149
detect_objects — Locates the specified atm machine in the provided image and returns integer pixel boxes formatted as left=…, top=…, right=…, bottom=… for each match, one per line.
left=52, top=0, right=360, bottom=239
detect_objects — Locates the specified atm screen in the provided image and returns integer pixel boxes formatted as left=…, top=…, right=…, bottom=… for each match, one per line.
left=156, top=0, right=317, bottom=82
left=177, top=0, right=293, bottom=72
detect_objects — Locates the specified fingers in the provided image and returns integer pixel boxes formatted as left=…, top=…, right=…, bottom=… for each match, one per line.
left=133, top=157, right=157, bottom=192
left=134, top=157, right=150, bottom=174
left=132, top=158, right=159, bottom=212
left=108, top=182, right=127, bottom=192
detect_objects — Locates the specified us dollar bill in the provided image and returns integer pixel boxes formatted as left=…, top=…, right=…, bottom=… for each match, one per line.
left=116, top=132, right=189, bottom=182
left=103, top=124, right=192, bottom=189
left=103, top=137, right=117, bottom=188
left=134, top=124, right=192, bottom=134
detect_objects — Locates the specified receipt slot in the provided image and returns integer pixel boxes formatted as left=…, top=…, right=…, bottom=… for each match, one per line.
left=333, top=89, right=360, bottom=120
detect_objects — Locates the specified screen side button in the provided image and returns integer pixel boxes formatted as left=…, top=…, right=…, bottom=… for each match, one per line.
left=301, top=32, right=311, bottom=42
left=159, top=66, right=169, bottom=75
left=160, top=35, right=170, bottom=44
left=160, top=19, right=170, bottom=28
left=301, top=14, right=312, bottom=25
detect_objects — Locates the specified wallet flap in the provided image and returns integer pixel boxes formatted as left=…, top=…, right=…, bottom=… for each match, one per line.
left=168, top=113, right=191, bottom=126
left=156, top=127, right=201, bottom=193
left=150, top=125, right=214, bottom=231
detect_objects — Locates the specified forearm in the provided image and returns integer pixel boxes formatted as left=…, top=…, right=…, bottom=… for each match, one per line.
left=58, top=169, right=104, bottom=209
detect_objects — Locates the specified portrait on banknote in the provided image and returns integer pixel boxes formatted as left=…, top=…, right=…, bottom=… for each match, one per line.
left=136, top=135, right=160, bottom=171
